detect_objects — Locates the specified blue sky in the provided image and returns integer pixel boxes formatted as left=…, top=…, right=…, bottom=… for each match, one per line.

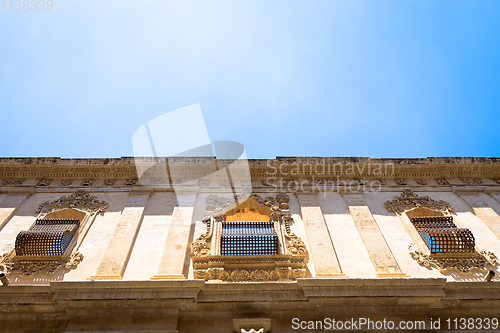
left=1, top=0, right=499, bottom=159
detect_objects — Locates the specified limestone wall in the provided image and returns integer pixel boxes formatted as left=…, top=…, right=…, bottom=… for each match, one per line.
left=1, top=157, right=500, bottom=284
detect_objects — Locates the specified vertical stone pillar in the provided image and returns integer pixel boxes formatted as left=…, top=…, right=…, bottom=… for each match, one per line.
left=342, top=193, right=406, bottom=277
left=152, top=191, right=198, bottom=280
left=91, top=189, right=153, bottom=280
left=455, top=188, right=500, bottom=240
left=0, top=189, right=34, bottom=230
left=296, top=193, right=343, bottom=277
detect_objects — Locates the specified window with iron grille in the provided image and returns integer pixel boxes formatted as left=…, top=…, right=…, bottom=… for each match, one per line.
left=221, top=221, right=278, bottom=255
left=15, top=218, right=80, bottom=256
left=410, top=216, right=475, bottom=254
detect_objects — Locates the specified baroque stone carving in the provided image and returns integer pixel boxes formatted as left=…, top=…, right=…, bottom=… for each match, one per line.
left=205, top=194, right=233, bottom=215
left=261, top=178, right=274, bottom=186
left=416, top=179, right=427, bottom=185
left=460, top=178, right=483, bottom=185
left=61, top=179, right=73, bottom=186
left=241, top=329, right=264, bottom=333
left=193, top=267, right=305, bottom=282
left=198, top=179, right=209, bottom=187
left=104, top=179, right=115, bottom=186
left=1, top=179, right=25, bottom=186
left=307, top=178, right=337, bottom=185
left=384, top=189, right=453, bottom=214
left=0, top=251, right=84, bottom=277
left=437, top=178, right=449, bottom=185
left=36, top=190, right=109, bottom=215
left=410, top=250, right=498, bottom=274
left=396, top=179, right=407, bottom=186
left=151, top=178, right=169, bottom=185
left=125, top=179, right=137, bottom=186
left=191, top=217, right=212, bottom=256
left=82, top=179, right=93, bottom=186
left=37, top=179, right=51, bottom=186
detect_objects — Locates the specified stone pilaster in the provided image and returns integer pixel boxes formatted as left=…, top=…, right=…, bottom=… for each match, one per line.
left=91, top=189, right=153, bottom=280
left=296, top=193, right=343, bottom=277
left=455, top=188, right=500, bottom=241
left=0, top=189, right=34, bottom=230
left=486, top=189, right=500, bottom=205
left=342, top=193, right=406, bottom=277
left=152, top=191, right=198, bottom=280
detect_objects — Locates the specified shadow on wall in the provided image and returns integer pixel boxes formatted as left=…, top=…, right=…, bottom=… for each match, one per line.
left=6, top=270, right=66, bottom=284
left=444, top=269, right=498, bottom=282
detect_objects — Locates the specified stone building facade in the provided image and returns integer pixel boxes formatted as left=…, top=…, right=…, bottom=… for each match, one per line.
left=0, top=156, right=500, bottom=332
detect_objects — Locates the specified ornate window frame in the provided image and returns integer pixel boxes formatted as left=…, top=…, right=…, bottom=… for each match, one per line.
left=191, top=192, right=307, bottom=282
left=384, top=189, right=497, bottom=274
left=0, top=190, right=108, bottom=277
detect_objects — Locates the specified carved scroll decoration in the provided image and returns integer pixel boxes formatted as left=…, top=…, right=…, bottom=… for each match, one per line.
left=384, top=189, right=453, bottom=214
left=191, top=217, right=213, bottom=256
left=0, top=251, right=83, bottom=277
left=193, top=267, right=306, bottom=281
left=36, top=190, right=109, bottom=215
left=409, top=250, right=498, bottom=274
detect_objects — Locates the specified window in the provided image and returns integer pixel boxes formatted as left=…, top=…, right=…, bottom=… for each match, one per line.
left=191, top=193, right=307, bottom=282
left=0, top=190, right=108, bottom=277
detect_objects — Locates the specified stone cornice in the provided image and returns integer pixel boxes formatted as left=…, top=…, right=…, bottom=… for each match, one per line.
left=0, top=157, right=500, bottom=182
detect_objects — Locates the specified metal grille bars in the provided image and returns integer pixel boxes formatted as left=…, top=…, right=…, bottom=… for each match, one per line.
left=410, top=216, right=475, bottom=253
left=221, top=221, right=278, bottom=255
left=15, top=219, right=80, bottom=256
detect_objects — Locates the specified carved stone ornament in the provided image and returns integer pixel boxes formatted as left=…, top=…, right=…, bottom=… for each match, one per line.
left=37, top=179, right=51, bottom=187
left=104, top=179, right=115, bottom=186
left=82, top=179, right=93, bottom=186
left=410, top=250, right=498, bottom=274
left=437, top=178, right=449, bottom=186
left=460, top=178, right=483, bottom=185
left=261, top=178, right=273, bottom=186
left=125, top=179, right=137, bottom=186
left=416, top=179, right=427, bottom=185
left=36, top=190, right=109, bottom=215
left=61, top=179, right=73, bottom=186
left=307, top=177, right=337, bottom=185
left=193, top=267, right=306, bottom=282
left=384, top=189, right=453, bottom=214
left=0, top=251, right=84, bottom=277
left=396, top=179, right=407, bottom=186
left=241, top=329, right=264, bottom=333
left=1, top=179, right=25, bottom=186
left=233, top=318, right=271, bottom=333
left=191, top=217, right=212, bottom=256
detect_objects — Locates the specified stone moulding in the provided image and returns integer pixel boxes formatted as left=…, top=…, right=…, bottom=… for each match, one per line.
left=410, top=250, right=498, bottom=274
left=36, top=189, right=109, bottom=215
left=193, top=256, right=306, bottom=282
left=191, top=192, right=307, bottom=282
left=384, top=189, right=453, bottom=214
